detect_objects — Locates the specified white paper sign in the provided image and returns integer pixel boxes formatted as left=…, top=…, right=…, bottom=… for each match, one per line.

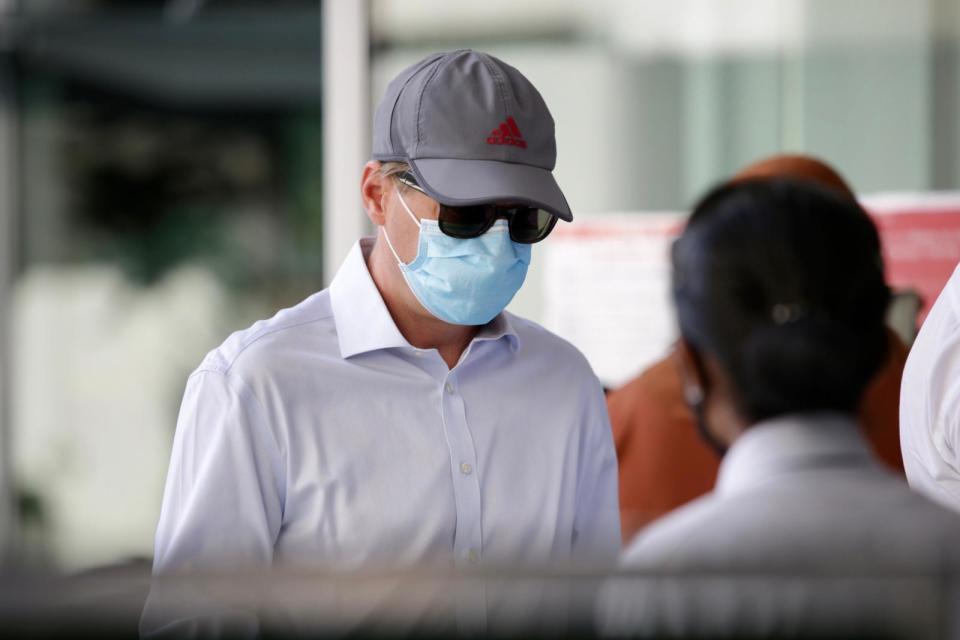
left=542, top=213, right=685, bottom=388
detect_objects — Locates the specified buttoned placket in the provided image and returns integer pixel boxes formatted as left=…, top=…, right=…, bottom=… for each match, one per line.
left=403, top=342, right=488, bottom=633
left=439, top=371, right=483, bottom=568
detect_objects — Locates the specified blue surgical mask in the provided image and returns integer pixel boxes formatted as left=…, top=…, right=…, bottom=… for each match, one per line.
left=381, top=186, right=531, bottom=326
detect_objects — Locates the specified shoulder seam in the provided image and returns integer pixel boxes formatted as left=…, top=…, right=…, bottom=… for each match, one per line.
left=193, top=309, right=334, bottom=376
left=222, top=314, right=334, bottom=374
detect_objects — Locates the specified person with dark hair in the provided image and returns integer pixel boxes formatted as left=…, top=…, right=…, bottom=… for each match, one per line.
left=607, top=154, right=908, bottom=542
left=597, top=179, right=960, bottom=637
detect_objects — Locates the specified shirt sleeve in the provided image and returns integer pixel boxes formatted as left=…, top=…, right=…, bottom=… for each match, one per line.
left=141, top=368, right=285, bottom=637
left=916, top=384, right=960, bottom=509
left=572, top=375, right=622, bottom=561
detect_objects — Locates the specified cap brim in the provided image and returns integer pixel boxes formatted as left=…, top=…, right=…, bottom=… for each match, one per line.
left=409, top=158, right=572, bottom=222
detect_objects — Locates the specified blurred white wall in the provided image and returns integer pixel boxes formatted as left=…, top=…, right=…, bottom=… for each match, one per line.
left=12, top=265, right=230, bottom=569
left=323, top=0, right=370, bottom=285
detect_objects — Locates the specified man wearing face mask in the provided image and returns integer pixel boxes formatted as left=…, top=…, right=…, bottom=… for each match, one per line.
left=145, top=49, right=620, bottom=631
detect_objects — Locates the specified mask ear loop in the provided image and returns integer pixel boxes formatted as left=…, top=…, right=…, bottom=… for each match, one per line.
left=682, top=345, right=728, bottom=457
left=394, top=185, right=422, bottom=228
left=381, top=184, right=423, bottom=266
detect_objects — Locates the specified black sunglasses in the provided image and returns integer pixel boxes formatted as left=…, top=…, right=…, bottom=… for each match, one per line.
left=395, top=173, right=558, bottom=244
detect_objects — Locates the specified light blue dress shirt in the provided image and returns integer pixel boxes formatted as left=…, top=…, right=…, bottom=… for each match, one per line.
left=150, top=237, right=620, bottom=578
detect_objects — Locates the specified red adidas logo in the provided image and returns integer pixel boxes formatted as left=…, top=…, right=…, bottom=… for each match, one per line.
left=486, top=116, right=527, bottom=149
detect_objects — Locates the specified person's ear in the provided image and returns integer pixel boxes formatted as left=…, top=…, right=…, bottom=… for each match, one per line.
left=674, top=338, right=705, bottom=408
left=361, top=161, right=389, bottom=226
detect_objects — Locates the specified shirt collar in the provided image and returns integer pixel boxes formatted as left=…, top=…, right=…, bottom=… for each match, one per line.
left=329, top=237, right=520, bottom=359
left=715, top=412, right=877, bottom=496
left=473, top=311, right=521, bottom=352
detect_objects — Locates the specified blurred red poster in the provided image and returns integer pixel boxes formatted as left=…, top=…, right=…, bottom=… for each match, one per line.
left=863, top=193, right=960, bottom=325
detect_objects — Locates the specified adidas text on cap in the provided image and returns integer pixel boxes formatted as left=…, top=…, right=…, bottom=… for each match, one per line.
left=372, top=49, right=572, bottom=222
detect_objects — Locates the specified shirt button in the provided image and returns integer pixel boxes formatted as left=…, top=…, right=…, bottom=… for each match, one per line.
left=414, top=350, right=425, bottom=357
left=467, top=549, right=479, bottom=564
left=460, top=462, right=473, bottom=476
left=445, top=382, right=455, bottom=394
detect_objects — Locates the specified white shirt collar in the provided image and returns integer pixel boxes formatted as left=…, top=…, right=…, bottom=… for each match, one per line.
left=328, top=237, right=520, bottom=359
left=716, top=412, right=877, bottom=496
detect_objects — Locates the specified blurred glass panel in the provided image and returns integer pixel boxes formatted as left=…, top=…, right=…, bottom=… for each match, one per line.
left=372, top=0, right=959, bottom=210
left=8, top=2, right=321, bottom=571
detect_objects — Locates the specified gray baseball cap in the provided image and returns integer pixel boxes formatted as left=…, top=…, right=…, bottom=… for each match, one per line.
left=372, top=49, right=572, bottom=222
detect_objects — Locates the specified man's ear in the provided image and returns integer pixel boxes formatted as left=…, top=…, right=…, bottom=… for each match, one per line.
left=674, top=338, right=705, bottom=407
left=361, top=161, right=388, bottom=226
